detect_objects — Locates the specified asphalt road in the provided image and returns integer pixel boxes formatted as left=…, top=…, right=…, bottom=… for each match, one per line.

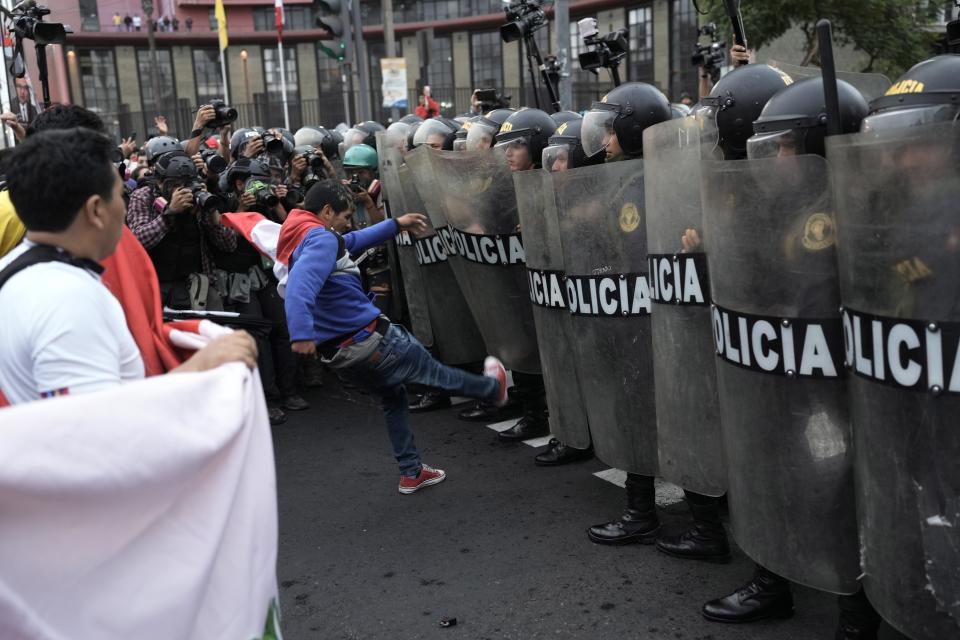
left=273, top=380, right=908, bottom=640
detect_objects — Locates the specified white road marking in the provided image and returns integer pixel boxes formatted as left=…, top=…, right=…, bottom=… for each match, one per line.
left=523, top=435, right=554, bottom=448
left=592, top=469, right=685, bottom=506
left=486, top=418, right=521, bottom=433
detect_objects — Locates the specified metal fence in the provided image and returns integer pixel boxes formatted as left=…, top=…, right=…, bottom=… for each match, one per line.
left=95, top=81, right=614, bottom=143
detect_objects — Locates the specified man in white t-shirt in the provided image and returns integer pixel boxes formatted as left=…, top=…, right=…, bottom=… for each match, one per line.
left=0, top=128, right=257, bottom=405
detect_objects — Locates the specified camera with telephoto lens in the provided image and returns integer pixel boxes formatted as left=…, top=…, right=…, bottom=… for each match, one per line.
left=200, top=148, right=227, bottom=175
left=347, top=174, right=364, bottom=194
left=244, top=178, right=279, bottom=209
left=189, top=180, right=224, bottom=214
left=282, top=184, right=303, bottom=211
left=691, top=23, right=727, bottom=83
left=577, top=18, right=629, bottom=75
left=9, top=2, right=69, bottom=46
left=207, top=99, right=238, bottom=129
left=260, top=131, right=285, bottom=156
left=294, top=146, right=327, bottom=188
left=500, top=0, right=546, bottom=43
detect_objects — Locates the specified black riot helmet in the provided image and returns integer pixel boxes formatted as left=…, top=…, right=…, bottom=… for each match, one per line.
left=542, top=118, right=604, bottom=172
left=748, top=77, right=868, bottom=159
left=465, top=108, right=515, bottom=150
left=493, top=108, right=557, bottom=170
left=697, top=64, right=794, bottom=160
left=144, top=135, right=182, bottom=165
left=412, top=118, right=458, bottom=150
left=550, top=110, right=582, bottom=127
left=862, top=55, right=960, bottom=132
left=399, top=114, right=424, bottom=125
left=356, top=121, right=385, bottom=148
left=453, top=116, right=481, bottom=151
left=581, top=82, right=673, bottom=159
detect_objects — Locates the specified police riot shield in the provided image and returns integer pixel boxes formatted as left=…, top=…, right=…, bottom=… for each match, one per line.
left=406, top=147, right=541, bottom=374
left=395, top=163, right=487, bottom=365
left=828, top=122, right=960, bottom=639
left=644, top=118, right=725, bottom=497
left=766, top=60, right=892, bottom=101
left=702, top=153, right=860, bottom=595
left=377, top=133, right=434, bottom=347
left=554, top=161, right=658, bottom=475
left=515, top=169, right=591, bottom=449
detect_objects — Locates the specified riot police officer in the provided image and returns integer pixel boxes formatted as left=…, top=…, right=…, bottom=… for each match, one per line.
left=491, top=108, right=557, bottom=441
left=700, top=70, right=882, bottom=640
left=576, top=82, right=675, bottom=544
left=465, top=108, right=515, bottom=151
left=533, top=116, right=602, bottom=466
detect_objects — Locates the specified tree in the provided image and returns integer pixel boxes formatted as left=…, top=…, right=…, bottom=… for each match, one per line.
left=699, top=0, right=943, bottom=78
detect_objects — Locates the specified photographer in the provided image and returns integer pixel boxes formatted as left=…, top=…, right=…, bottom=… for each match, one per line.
left=216, top=157, right=306, bottom=424
left=126, top=151, right=237, bottom=310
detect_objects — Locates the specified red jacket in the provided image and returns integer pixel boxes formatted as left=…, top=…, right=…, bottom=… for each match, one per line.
left=415, top=96, right=440, bottom=119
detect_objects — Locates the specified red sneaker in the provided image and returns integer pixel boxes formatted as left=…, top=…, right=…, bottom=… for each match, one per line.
left=484, top=356, right=508, bottom=407
left=398, top=464, right=447, bottom=494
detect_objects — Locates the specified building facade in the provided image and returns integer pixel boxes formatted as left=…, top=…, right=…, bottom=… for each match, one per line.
left=37, top=0, right=704, bottom=139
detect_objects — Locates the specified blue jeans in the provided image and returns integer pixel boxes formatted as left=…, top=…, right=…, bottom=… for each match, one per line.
left=333, top=323, right=498, bottom=477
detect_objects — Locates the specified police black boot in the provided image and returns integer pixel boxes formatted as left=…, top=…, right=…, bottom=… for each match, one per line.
left=457, top=395, right=522, bottom=422
left=534, top=438, right=594, bottom=466
left=834, top=589, right=881, bottom=640
left=408, top=390, right=452, bottom=413
left=702, top=564, right=794, bottom=623
left=655, top=491, right=730, bottom=562
left=498, top=409, right=550, bottom=441
left=587, top=474, right=660, bottom=545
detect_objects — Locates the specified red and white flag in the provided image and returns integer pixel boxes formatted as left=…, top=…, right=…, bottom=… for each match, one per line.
left=274, top=0, right=284, bottom=35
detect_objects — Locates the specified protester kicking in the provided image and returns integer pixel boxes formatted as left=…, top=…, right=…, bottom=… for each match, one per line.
left=283, top=180, right=507, bottom=494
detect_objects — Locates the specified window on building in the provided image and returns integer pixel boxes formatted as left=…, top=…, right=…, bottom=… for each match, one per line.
left=427, top=35, right=453, bottom=91
left=670, top=0, right=699, bottom=101
left=193, top=49, right=227, bottom=105
left=316, top=45, right=347, bottom=124
left=78, top=0, right=100, bottom=31
left=136, top=48, right=177, bottom=114
left=208, top=8, right=218, bottom=31
left=263, top=45, right=299, bottom=103
left=360, top=0, right=383, bottom=25
left=76, top=49, right=118, bottom=114
left=628, top=5, right=655, bottom=83
left=471, top=31, right=503, bottom=89
left=253, top=6, right=312, bottom=31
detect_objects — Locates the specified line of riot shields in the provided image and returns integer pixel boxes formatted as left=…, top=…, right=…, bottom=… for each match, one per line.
left=378, top=104, right=960, bottom=639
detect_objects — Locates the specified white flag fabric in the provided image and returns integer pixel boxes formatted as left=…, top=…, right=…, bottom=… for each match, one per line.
left=0, top=364, right=280, bottom=640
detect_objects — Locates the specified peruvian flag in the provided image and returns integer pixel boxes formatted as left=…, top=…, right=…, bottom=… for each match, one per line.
left=274, top=0, right=284, bottom=35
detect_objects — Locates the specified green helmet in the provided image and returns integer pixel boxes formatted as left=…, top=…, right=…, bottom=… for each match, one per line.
left=342, top=143, right=378, bottom=170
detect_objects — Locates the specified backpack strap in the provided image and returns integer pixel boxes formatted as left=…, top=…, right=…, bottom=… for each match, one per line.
left=0, top=244, right=104, bottom=292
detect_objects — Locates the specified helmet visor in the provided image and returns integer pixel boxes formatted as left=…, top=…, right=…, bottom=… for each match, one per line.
left=542, top=142, right=573, bottom=173
left=453, top=136, right=468, bottom=151
left=493, top=138, right=533, bottom=171
left=581, top=109, right=617, bottom=159
left=340, top=128, right=367, bottom=157
left=861, top=104, right=960, bottom=133
left=412, top=119, right=452, bottom=149
left=465, top=121, right=497, bottom=151
left=746, top=129, right=805, bottom=160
